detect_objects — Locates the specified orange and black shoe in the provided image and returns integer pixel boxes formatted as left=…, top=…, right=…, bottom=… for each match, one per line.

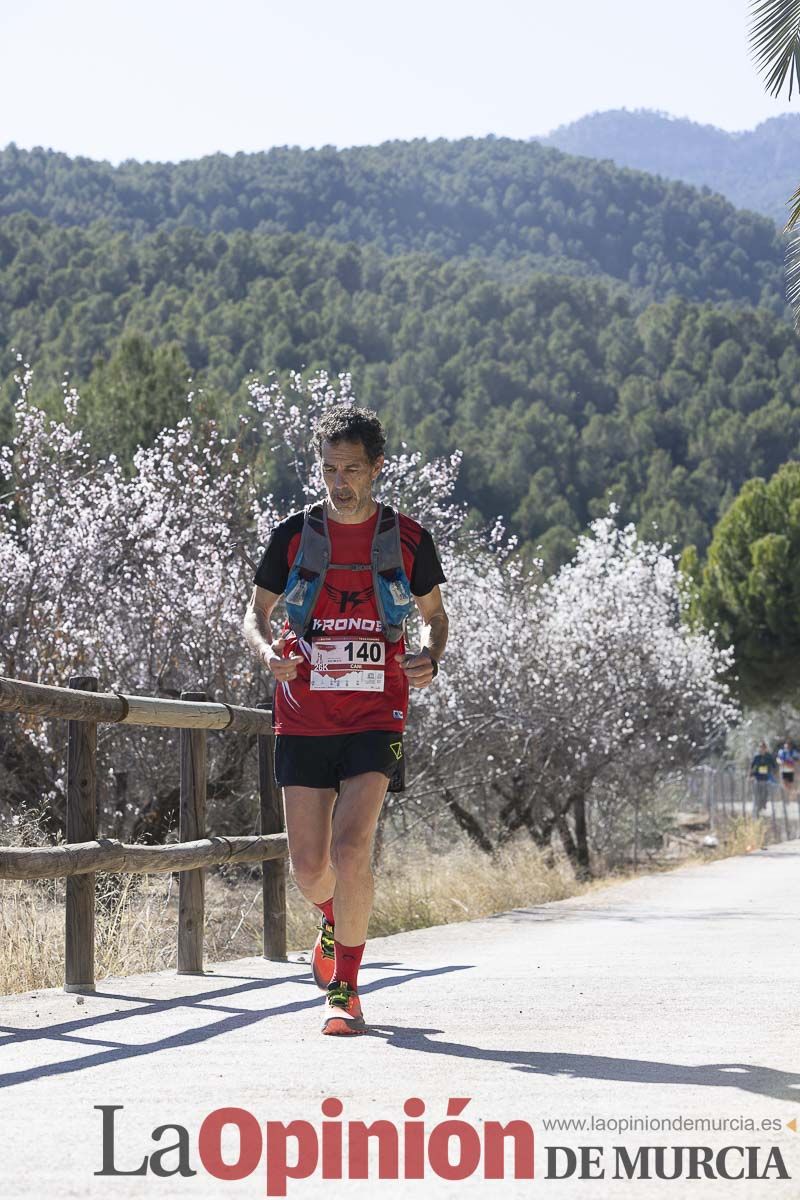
left=321, top=981, right=366, bottom=1036
left=311, top=915, right=336, bottom=990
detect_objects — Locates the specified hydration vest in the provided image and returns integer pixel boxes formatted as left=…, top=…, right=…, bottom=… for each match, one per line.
left=283, top=502, right=414, bottom=643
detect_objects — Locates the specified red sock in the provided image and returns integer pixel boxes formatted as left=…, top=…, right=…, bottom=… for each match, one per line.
left=333, top=940, right=365, bottom=990
left=315, top=897, right=335, bottom=925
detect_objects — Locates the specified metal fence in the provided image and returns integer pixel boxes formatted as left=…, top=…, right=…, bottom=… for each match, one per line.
left=685, top=763, right=799, bottom=842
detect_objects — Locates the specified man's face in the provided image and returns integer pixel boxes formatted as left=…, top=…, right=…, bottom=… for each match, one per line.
left=319, top=438, right=383, bottom=520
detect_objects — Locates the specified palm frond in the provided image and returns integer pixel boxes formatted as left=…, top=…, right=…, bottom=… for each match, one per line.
left=785, top=231, right=800, bottom=322
left=750, top=0, right=800, bottom=97
left=786, top=181, right=800, bottom=230
left=784, top=185, right=800, bottom=328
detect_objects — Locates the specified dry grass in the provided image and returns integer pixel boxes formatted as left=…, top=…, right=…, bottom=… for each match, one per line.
left=370, top=838, right=582, bottom=935
left=0, top=837, right=583, bottom=996
left=700, top=814, right=772, bottom=862
left=0, top=811, right=784, bottom=997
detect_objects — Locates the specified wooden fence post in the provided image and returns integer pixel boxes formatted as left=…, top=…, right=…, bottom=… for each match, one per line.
left=65, top=674, right=98, bottom=992
left=258, top=702, right=286, bottom=959
left=178, top=690, right=207, bottom=974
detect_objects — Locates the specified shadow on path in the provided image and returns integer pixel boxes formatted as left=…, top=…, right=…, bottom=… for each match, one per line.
left=370, top=1026, right=800, bottom=1105
left=495, top=907, right=796, bottom=925
left=0, top=963, right=469, bottom=1090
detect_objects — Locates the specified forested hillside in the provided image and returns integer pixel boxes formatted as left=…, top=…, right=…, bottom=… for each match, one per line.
left=2, top=132, right=799, bottom=568
left=3, top=211, right=797, bottom=567
left=0, top=139, right=785, bottom=308
left=542, top=110, right=800, bottom=226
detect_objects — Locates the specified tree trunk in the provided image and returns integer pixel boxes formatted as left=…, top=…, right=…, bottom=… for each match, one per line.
left=132, top=782, right=180, bottom=844
left=496, top=786, right=541, bottom=845
left=496, top=803, right=529, bottom=845
left=0, top=724, right=66, bottom=838
left=572, top=790, right=592, bottom=879
left=531, top=814, right=558, bottom=858
left=556, top=812, right=580, bottom=872
left=444, top=789, right=495, bottom=855
left=132, top=731, right=257, bottom=843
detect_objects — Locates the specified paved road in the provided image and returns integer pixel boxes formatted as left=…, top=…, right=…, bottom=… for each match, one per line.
left=1, top=843, right=799, bottom=1199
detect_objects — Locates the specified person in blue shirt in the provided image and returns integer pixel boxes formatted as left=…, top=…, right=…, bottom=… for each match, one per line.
left=776, top=739, right=798, bottom=802
left=750, top=740, right=777, bottom=816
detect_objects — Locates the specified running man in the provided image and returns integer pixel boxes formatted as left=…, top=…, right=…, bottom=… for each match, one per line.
left=776, top=739, right=797, bottom=802
left=749, top=739, right=776, bottom=816
left=243, top=406, right=448, bottom=1035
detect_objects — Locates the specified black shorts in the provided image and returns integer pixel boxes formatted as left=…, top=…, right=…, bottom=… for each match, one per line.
left=274, top=731, right=404, bottom=791
left=782, top=771, right=795, bottom=783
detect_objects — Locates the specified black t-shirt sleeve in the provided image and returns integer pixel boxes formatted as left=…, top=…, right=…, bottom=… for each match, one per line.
left=410, top=527, right=446, bottom=597
left=253, top=513, right=304, bottom=594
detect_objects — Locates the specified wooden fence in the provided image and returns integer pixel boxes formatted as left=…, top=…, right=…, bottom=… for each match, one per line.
left=0, top=674, right=287, bottom=992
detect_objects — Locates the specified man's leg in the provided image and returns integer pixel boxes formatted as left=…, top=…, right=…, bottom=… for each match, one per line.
left=781, top=777, right=793, bottom=812
left=282, top=786, right=337, bottom=906
left=329, top=771, right=389, bottom=945
left=319, top=770, right=389, bottom=1036
left=754, top=781, right=766, bottom=815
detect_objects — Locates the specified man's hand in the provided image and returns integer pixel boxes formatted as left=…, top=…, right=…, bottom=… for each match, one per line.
left=399, top=650, right=437, bottom=689
left=264, top=636, right=303, bottom=682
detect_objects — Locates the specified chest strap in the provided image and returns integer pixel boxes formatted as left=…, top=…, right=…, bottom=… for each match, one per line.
left=283, top=502, right=414, bottom=642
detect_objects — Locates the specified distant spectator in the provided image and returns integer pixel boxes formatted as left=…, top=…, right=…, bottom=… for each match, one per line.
left=776, top=739, right=798, bottom=801
left=750, top=740, right=777, bottom=816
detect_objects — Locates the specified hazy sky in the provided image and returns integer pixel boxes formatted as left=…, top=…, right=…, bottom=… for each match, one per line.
left=3, top=0, right=796, bottom=164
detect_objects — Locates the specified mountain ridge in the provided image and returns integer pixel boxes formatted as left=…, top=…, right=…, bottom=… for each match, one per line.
left=539, top=109, right=800, bottom=224
left=0, top=136, right=785, bottom=312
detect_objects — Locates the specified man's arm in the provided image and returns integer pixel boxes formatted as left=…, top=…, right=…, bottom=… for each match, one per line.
left=417, top=584, right=448, bottom=662
left=400, top=585, right=449, bottom=689
left=242, top=584, right=302, bottom=681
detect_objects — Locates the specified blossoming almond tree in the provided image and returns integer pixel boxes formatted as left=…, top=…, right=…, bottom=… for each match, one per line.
left=0, top=360, right=738, bottom=872
left=0, top=362, right=273, bottom=836
left=0, top=364, right=463, bottom=839
left=409, top=512, right=738, bottom=874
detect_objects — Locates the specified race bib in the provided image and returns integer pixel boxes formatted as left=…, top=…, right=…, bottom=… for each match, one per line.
left=757, top=765, right=768, bottom=776
left=310, top=638, right=385, bottom=692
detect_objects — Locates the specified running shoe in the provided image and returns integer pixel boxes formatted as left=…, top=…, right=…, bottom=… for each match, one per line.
left=321, top=981, right=366, bottom=1036
left=311, top=915, right=336, bottom=990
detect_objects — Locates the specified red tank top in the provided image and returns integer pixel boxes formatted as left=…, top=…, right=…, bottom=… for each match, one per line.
left=273, top=508, right=418, bottom=736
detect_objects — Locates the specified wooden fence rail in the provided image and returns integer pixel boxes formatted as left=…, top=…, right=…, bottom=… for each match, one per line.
left=0, top=674, right=272, bottom=732
left=0, top=674, right=287, bottom=992
left=0, top=834, right=288, bottom=880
